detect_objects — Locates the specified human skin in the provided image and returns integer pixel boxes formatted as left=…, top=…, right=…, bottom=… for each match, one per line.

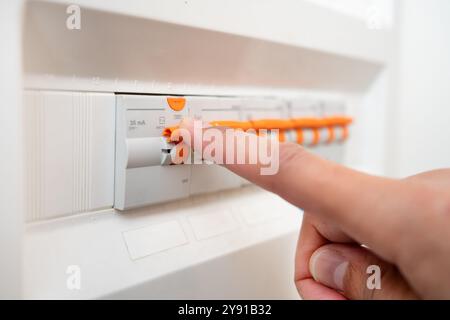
left=176, top=119, right=450, bottom=300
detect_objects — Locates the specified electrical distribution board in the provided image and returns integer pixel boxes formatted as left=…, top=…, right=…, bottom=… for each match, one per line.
left=24, top=91, right=350, bottom=219
left=114, top=94, right=351, bottom=210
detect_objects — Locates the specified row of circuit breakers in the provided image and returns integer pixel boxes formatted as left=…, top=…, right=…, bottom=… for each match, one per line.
left=115, top=94, right=352, bottom=210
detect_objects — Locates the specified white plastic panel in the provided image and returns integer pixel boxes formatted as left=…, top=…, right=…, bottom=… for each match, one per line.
left=122, top=220, right=188, bottom=260
left=288, top=97, right=320, bottom=118
left=23, top=186, right=301, bottom=299
left=240, top=97, right=287, bottom=121
left=24, top=90, right=115, bottom=221
left=188, top=209, right=239, bottom=241
left=114, top=95, right=191, bottom=210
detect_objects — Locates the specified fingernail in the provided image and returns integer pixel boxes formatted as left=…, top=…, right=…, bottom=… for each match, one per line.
left=309, top=248, right=349, bottom=291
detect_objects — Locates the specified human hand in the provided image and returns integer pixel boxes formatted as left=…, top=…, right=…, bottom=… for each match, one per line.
left=177, top=119, right=450, bottom=300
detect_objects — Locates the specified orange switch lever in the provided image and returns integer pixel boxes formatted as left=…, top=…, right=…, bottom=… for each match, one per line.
left=326, top=116, right=353, bottom=126
left=162, top=126, right=179, bottom=140
left=292, top=118, right=328, bottom=129
left=162, top=116, right=353, bottom=141
left=250, top=119, right=294, bottom=130
left=162, top=121, right=253, bottom=140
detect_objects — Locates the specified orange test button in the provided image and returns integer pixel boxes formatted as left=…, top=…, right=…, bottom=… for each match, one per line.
left=167, top=97, right=186, bottom=112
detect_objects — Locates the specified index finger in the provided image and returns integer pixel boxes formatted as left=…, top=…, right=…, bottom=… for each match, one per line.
left=178, top=118, right=438, bottom=264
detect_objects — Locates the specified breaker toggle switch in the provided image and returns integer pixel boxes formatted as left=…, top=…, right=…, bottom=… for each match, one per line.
left=126, top=137, right=188, bottom=168
left=163, top=116, right=353, bottom=146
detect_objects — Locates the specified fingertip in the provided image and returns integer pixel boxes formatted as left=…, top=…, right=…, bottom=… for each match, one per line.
left=169, top=118, right=195, bottom=144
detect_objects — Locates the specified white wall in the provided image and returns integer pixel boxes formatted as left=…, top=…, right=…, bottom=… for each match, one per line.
left=388, top=0, right=450, bottom=177
left=308, top=0, right=450, bottom=178
left=0, top=0, right=23, bottom=298
left=305, top=0, right=394, bottom=29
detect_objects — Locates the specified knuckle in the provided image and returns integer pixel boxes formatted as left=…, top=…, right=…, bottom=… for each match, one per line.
left=279, top=143, right=306, bottom=165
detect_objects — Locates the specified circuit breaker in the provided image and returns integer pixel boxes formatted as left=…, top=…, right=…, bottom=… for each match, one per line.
left=114, top=95, right=191, bottom=210
left=188, top=97, right=243, bottom=195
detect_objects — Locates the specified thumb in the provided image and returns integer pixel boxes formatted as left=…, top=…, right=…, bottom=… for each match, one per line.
left=309, top=244, right=418, bottom=300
